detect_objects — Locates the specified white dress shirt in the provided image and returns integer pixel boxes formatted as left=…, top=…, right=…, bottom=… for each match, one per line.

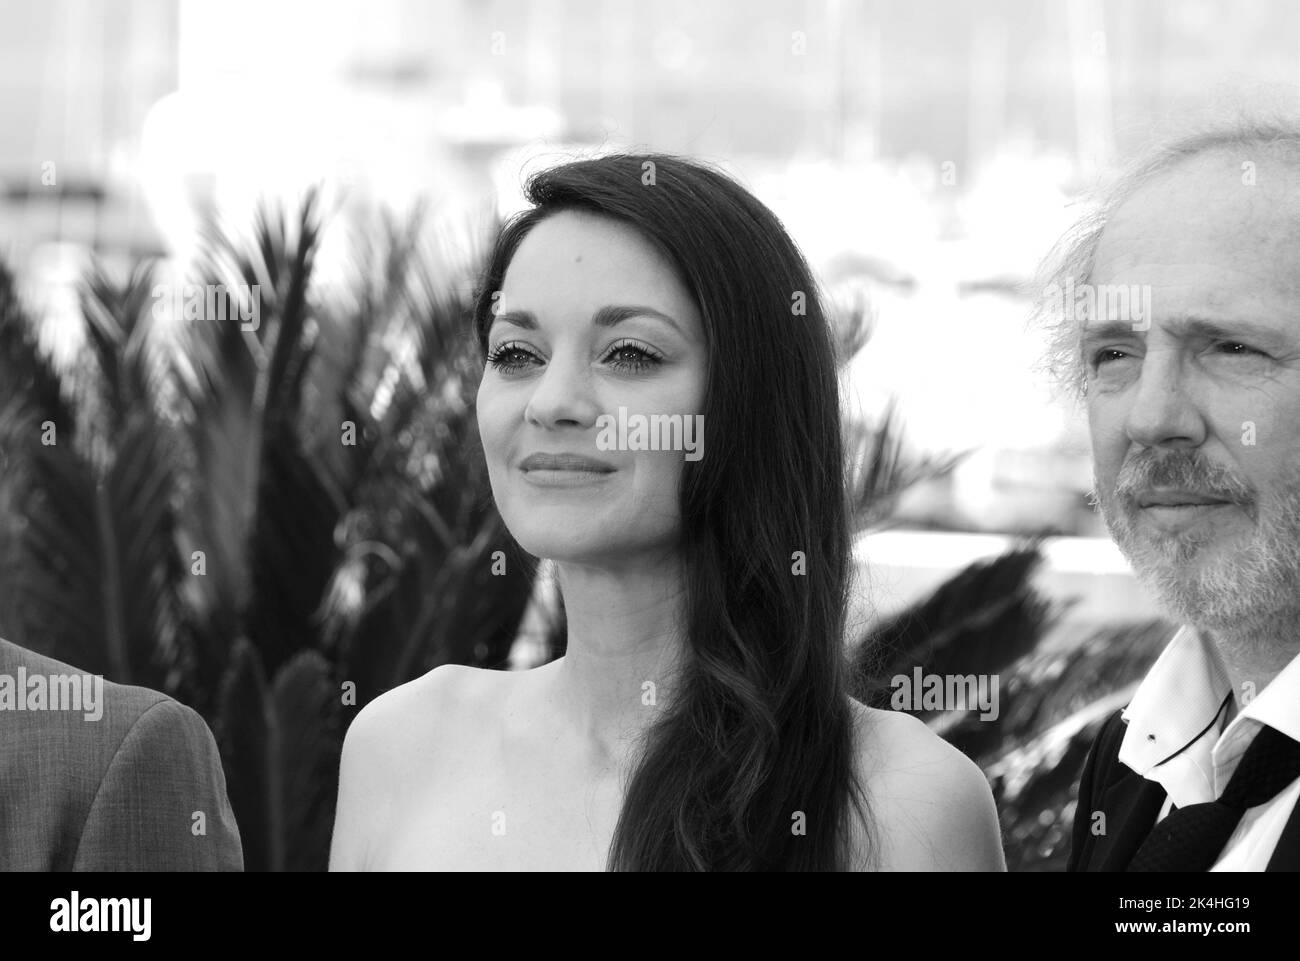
left=1117, top=625, right=1300, bottom=871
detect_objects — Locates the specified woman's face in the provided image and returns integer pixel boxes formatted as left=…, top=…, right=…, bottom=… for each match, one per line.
left=477, top=210, right=708, bottom=567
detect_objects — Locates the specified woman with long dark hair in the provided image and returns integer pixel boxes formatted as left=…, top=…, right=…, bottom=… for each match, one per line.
left=330, top=154, right=1004, bottom=871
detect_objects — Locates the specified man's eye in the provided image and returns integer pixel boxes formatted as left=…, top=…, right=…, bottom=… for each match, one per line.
left=1091, top=348, right=1130, bottom=367
left=1216, top=342, right=1263, bottom=356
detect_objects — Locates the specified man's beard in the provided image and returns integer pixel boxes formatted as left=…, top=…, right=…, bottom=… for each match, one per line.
left=1094, top=449, right=1300, bottom=633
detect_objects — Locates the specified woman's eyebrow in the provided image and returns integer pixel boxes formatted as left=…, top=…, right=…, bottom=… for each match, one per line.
left=491, top=305, right=687, bottom=337
left=490, top=310, right=538, bottom=332
left=592, top=304, right=686, bottom=337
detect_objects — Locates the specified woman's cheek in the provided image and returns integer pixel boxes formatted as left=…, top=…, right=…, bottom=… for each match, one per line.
left=476, top=384, right=513, bottom=454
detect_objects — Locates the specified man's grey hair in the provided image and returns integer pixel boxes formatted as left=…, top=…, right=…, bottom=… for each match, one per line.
left=1030, top=102, right=1300, bottom=402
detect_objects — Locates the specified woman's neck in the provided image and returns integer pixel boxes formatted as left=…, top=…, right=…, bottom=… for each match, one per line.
left=544, top=554, right=688, bottom=768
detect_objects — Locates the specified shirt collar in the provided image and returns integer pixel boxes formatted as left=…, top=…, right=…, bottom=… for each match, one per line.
left=1119, top=625, right=1300, bottom=804
left=1218, top=639, right=1300, bottom=771
left=1118, top=626, right=1232, bottom=805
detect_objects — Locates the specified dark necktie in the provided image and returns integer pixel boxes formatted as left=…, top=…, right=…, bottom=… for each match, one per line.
left=1128, top=724, right=1300, bottom=871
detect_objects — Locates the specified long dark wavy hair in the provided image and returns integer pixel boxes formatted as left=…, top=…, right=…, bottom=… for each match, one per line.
left=471, top=153, right=868, bottom=870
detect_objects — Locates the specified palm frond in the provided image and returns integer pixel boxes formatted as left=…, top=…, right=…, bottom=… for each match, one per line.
left=213, top=638, right=278, bottom=871
left=978, top=619, right=1172, bottom=869
left=845, top=399, right=965, bottom=533
left=853, top=542, right=1058, bottom=706
left=269, top=648, right=344, bottom=871
left=1, top=263, right=186, bottom=693
left=828, top=278, right=876, bottom=367
left=175, top=191, right=341, bottom=685
left=315, top=208, right=533, bottom=705
left=0, top=257, right=73, bottom=431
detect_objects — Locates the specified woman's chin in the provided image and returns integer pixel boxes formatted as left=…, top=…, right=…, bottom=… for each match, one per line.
left=511, top=530, right=619, bottom=565
left=510, top=527, right=679, bottom=570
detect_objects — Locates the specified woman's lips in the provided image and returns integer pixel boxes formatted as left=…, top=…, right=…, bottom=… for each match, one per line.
left=519, top=452, right=616, bottom=472
left=520, top=467, right=616, bottom=488
left=518, top=452, right=616, bottom=488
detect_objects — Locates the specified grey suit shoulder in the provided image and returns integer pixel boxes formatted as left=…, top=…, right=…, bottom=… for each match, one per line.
left=0, top=638, right=243, bottom=871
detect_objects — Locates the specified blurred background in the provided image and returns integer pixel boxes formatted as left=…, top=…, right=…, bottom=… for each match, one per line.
left=2, top=0, right=1298, bottom=871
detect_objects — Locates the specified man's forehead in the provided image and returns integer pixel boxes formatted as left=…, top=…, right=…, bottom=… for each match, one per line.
left=1093, top=153, right=1300, bottom=295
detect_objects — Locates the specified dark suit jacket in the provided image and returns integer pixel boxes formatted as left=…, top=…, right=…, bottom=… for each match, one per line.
left=0, top=638, right=242, bottom=870
left=1068, top=708, right=1300, bottom=871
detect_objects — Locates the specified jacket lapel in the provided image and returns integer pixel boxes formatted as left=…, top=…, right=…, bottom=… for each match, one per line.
left=1094, top=756, right=1300, bottom=871
left=1092, top=770, right=1168, bottom=871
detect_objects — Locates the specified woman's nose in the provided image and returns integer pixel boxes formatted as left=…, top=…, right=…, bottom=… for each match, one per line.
left=523, top=354, right=602, bottom=429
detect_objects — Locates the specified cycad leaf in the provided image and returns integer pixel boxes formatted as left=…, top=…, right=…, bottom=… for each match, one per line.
left=269, top=649, right=343, bottom=872
left=215, top=640, right=344, bottom=872
left=214, top=638, right=278, bottom=871
left=4, top=437, right=100, bottom=664
left=845, top=400, right=964, bottom=533
left=316, top=210, right=534, bottom=704
left=244, top=437, right=342, bottom=678
left=11, top=408, right=184, bottom=691
left=179, top=191, right=339, bottom=683
left=854, top=543, right=1056, bottom=711
left=979, top=619, right=1172, bottom=870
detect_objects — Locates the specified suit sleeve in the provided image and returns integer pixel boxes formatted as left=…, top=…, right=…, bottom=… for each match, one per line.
left=72, top=699, right=244, bottom=871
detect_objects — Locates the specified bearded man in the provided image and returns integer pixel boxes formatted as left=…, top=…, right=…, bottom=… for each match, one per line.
left=1046, top=119, right=1300, bottom=871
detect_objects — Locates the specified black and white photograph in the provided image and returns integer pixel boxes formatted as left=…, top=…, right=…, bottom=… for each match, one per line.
left=0, top=0, right=1297, bottom=939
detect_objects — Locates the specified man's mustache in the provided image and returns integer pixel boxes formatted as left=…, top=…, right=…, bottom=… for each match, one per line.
left=1110, top=450, right=1255, bottom=508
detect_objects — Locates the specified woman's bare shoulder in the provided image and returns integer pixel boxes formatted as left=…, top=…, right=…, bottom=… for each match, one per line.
left=329, top=665, right=506, bottom=871
left=847, top=698, right=1006, bottom=871
left=347, top=664, right=493, bottom=749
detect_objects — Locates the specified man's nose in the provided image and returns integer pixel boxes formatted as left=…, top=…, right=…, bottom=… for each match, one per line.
left=1123, top=349, right=1207, bottom=451
left=523, top=354, right=601, bottom=429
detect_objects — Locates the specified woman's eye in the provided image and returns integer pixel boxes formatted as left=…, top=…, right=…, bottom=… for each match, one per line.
left=486, top=340, right=664, bottom=374
left=486, top=343, right=539, bottom=373
left=603, top=340, right=663, bottom=373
